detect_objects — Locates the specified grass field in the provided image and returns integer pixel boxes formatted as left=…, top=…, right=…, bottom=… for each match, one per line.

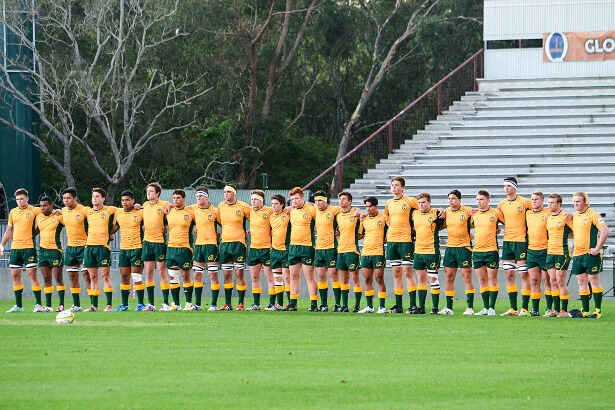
left=1, top=298, right=614, bottom=409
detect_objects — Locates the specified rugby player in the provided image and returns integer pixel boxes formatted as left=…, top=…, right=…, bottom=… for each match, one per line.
left=497, top=177, right=532, bottom=316
left=286, top=187, right=317, bottom=311
left=472, top=190, right=501, bottom=316
left=166, top=189, right=196, bottom=311
left=217, top=185, right=250, bottom=311
left=523, top=191, right=550, bottom=317
left=313, top=190, right=341, bottom=312
left=384, top=177, right=419, bottom=313
left=111, top=191, right=145, bottom=311
left=246, top=190, right=274, bottom=311
left=545, top=193, right=573, bottom=317
left=335, top=191, right=363, bottom=313
left=358, top=197, right=388, bottom=313
left=440, top=190, right=475, bottom=315
left=411, top=192, right=444, bottom=314
left=571, top=192, right=608, bottom=318
left=141, top=182, right=171, bottom=311
left=190, top=187, right=219, bottom=311
left=83, top=188, right=117, bottom=312
left=61, top=188, right=91, bottom=312
left=35, top=197, right=65, bottom=312
left=268, top=194, right=291, bottom=310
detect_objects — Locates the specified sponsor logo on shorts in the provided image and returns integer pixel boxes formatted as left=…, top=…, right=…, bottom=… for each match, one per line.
left=183, top=262, right=190, bottom=269
left=237, top=256, right=244, bottom=262
left=520, top=253, right=526, bottom=258
left=462, top=261, right=469, bottom=267
left=555, top=263, right=561, bottom=268
left=489, top=262, right=497, bottom=268
left=305, top=259, right=313, bottom=264
left=28, top=256, right=35, bottom=262
left=376, top=261, right=383, bottom=267
left=429, top=262, right=436, bottom=268
left=208, top=255, right=215, bottom=261
left=591, top=266, right=599, bottom=273
left=349, top=264, right=356, bottom=270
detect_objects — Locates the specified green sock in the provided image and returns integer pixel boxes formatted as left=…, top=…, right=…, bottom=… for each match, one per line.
left=211, top=288, right=219, bottom=306
left=319, top=288, right=328, bottom=306
left=290, top=297, right=298, bottom=307
left=481, top=291, right=489, bottom=309
left=162, top=287, right=170, bottom=305
left=446, top=296, right=453, bottom=310
left=553, top=295, right=560, bottom=311
left=354, top=291, right=362, bottom=309
left=545, top=293, right=553, bottom=310
left=286, top=290, right=291, bottom=304
left=593, top=291, right=602, bottom=310
left=137, top=288, right=145, bottom=305
left=379, top=297, right=386, bottom=308
left=522, top=293, right=530, bottom=310
left=58, top=289, right=65, bottom=306
left=395, top=293, right=403, bottom=309
left=562, top=297, right=569, bottom=312
left=581, top=294, right=590, bottom=312
left=508, top=291, right=518, bottom=310
left=171, top=286, right=181, bottom=305
left=253, top=291, right=261, bottom=306
left=418, top=289, right=427, bottom=307
left=72, top=291, right=80, bottom=307
left=105, top=291, right=113, bottom=306
left=238, top=289, right=246, bottom=305
left=341, top=289, right=349, bottom=307
left=467, top=292, right=474, bottom=309
left=146, top=285, right=155, bottom=305
left=92, top=295, right=99, bottom=308
left=45, top=291, right=52, bottom=307
left=431, top=292, right=440, bottom=309
left=121, top=288, right=129, bottom=306
left=277, top=291, right=284, bottom=305
left=311, top=299, right=317, bottom=308
left=366, top=295, right=373, bottom=308
left=194, top=285, right=203, bottom=306
left=532, top=298, right=540, bottom=312
left=333, top=287, right=341, bottom=305
left=409, top=290, right=417, bottom=307
left=33, top=289, right=42, bottom=305
left=14, top=288, right=23, bottom=308
left=90, top=294, right=94, bottom=306
left=269, top=292, right=276, bottom=306
left=489, top=290, right=498, bottom=309
left=225, top=287, right=232, bottom=305
left=183, top=285, right=193, bottom=304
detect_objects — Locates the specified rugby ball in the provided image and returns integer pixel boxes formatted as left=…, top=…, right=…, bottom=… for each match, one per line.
left=55, top=310, right=75, bottom=324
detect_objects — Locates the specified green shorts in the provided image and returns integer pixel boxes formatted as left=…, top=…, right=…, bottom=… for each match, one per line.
left=270, top=249, right=289, bottom=270
left=39, top=248, right=63, bottom=267
left=219, top=242, right=246, bottom=264
left=526, top=249, right=547, bottom=270
left=83, top=245, right=111, bottom=268
left=119, top=249, right=144, bottom=268
left=473, top=251, right=499, bottom=269
left=288, top=245, right=314, bottom=266
left=443, top=247, right=472, bottom=269
left=502, top=241, right=527, bottom=261
left=166, top=247, right=193, bottom=270
left=337, top=252, right=360, bottom=271
left=546, top=254, right=570, bottom=271
left=360, top=255, right=385, bottom=270
left=142, top=241, right=167, bottom=262
left=414, top=253, right=441, bottom=272
left=248, top=248, right=270, bottom=267
left=386, top=242, right=414, bottom=261
left=8, top=248, right=37, bottom=268
left=572, top=253, right=603, bottom=275
left=193, top=244, right=218, bottom=263
left=64, top=246, right=85, bottom=266
left=314, top=248, right=337, bottom=268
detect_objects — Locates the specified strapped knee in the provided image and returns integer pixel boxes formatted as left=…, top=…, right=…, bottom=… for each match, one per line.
left=428, top=272, right=440, bottom=289
left=390, top=260, right=402, bottom=267
left=26, top=263, right=38, bottom=269
left=401, top=260, right=413, bottom=267
left=273, top=272, right=283, bottom=286
left=192, top=265, right=205, bottom=273
left=234, top=263, right=245, bottom=270
left=131, top=272, right=143, bottom=282
left=168, top=269, right=180, bottom=284
left=207, top=265, right=218, bottom=272
left=517, top=265, right=528, bottom=273
left=221, top=264, right=234, bottom=271
left=502, top=263, right=517, bottom=271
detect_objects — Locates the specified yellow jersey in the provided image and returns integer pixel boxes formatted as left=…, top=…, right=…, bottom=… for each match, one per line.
left=572, top=208, right=607, bottom=257
left=526, top=208, right=549, bottom=251
left=444, top=206, right=472, bottom=249
left=471, top=208, right=500, bottom=252
left=7, top=205, right=41, bottom=249
left=412, top=208, right=444, bottom=255
left=384, top=196, right=418, bottom=243
left=289, top=204, right=316, bottom=247
left=217, top=201, right=250, bottom=245
left=62, top=204, right=90, bottom=247
left=85, top=206, right=117, bottom=248
left=497, top=195, right=532, bottom=242
left=167, top=207, right=195, bottom=249
left=546, top=212, right=573, bottom=256
left=315, top=205, right=341, bottom=250
left=191, top=204, right=218, bottom=246
left=336, top=208, right=361, bottom=254
left=142, top=200, right=170, bottom=243
left=360, top=212, right=388, bottom=256
left=113, top=208, right=144, bottom=250
left=249, top=206, right=273, bottom=249
left=35, top=213, right=64, bottom=251
left=270, top=212, right=290, bottom=251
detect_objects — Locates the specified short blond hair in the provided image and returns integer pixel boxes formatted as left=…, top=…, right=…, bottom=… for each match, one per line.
left=548, top=193, right=562, bottom=205
left=532, top=191, right=544, bottom=200
left=417, top=192, right=431, bottom=202
left=573, top=191, right=589, bottom=206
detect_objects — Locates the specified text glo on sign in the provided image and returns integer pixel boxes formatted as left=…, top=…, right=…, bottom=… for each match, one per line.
left=543, top=31, right=615, bottom=62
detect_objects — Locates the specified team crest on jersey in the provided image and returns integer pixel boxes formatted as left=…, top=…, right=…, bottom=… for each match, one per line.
left=157, top=209, right=162, bottom=215
left=101, top=214, right=107, bottom=219
left=489, top=216, right=495, bottom=222
left=517, top=206, right=523, bottom=213
left=326, top=213, right=332, bottom=219
left=184, top=215, right=190, bottom=220
left=350, top=216, right=355, bottom=221
left=133, top=216, right=139, bottom=222
left=76, top=215, right=81, bottom=221
left=377, top=221, right=383, bottom=227
left=460, top=215, right=466, bottom=221
left=282, top=216, right=287, bottom=222
left=583, top=219, right=589, bottom=225
left=52, top=217, right=56, bottom=223
left=303, top=213, right=309, bottom=219
left=236, top=210, right=242, bottom=216
left=428, top=217, right=434, bottom=223
left=556, top=222, right=562, bottom=228
left=208, top=215, right=214, bottom=221
left=262, top=214, right=268, bottom=219
left=26, top=213, right=32, bottom=219
left=402, top=204, right=408, bottom=210
left=541, top=216, right=546, bottom=221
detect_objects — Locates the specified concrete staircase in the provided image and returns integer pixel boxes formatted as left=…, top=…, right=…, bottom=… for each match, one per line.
left=346, top=76, right=615, bottom=253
